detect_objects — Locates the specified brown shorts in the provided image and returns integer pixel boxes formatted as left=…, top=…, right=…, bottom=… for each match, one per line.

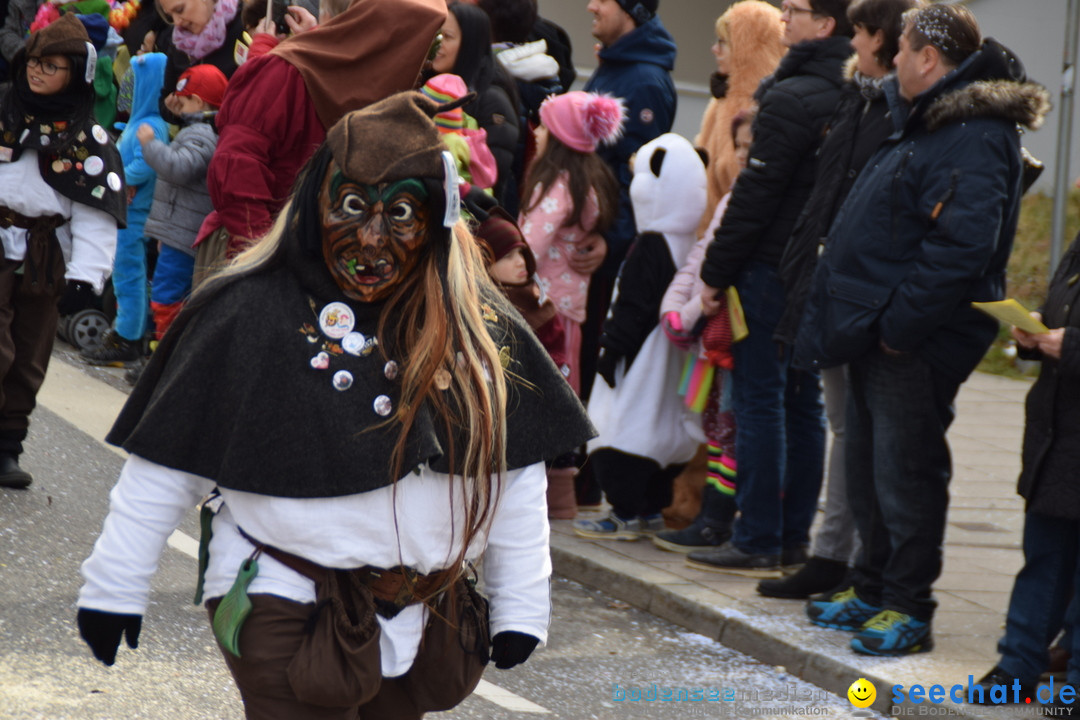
left=206, top=579, right=490, bottom=720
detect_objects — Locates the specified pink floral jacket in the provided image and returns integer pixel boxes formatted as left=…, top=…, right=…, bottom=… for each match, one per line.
left=519, top=173, right=600, bottom=324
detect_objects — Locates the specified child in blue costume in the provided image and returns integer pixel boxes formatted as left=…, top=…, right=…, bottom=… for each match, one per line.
left=81, top=51, right=167, bottom=365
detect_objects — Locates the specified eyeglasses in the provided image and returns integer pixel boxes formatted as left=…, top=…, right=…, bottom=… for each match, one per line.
left=780, top=2, right=817, bottom=18
left=27, top=57, right=70, bottom=75
left=426, top=31, right=443, bottom=63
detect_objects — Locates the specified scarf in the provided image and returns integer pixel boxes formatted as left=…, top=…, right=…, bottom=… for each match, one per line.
left=0, top=67, right=91, bottom=158
left=0, top=70, right=127, bottom=227
left=709, top=72, right=728, bottom=99
left=107, top=238, right=594, bottom=497
left=172, top=0, right=238, bottom=60
left=854, top=70, right=888, bottom=101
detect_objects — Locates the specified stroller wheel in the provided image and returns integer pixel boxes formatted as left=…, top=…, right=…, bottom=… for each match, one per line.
left=66, top=309, right=110, bottom=351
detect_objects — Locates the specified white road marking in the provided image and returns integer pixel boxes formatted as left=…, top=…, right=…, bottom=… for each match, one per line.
left=39, top=359, right=203, bottom=560
left=473, top=679, right=552, bottom=714
left=41, top=359, right=553, bottom=715
left=38, top=359, right=127, bottom=459
left=167, top=529, right=200, bottom=559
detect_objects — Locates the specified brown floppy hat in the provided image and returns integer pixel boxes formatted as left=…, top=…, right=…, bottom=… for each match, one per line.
left=25, top=13, right=90, bottom=58
left=326, top=90, right=473, bottom=185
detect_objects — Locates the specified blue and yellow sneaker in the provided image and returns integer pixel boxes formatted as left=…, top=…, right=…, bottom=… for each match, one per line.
left=806, top=586, right=882, bottom=630
left=851, top=609, right=933, bottom=655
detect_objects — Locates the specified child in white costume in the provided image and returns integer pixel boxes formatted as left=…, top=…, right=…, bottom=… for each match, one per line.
left=575, top=133, right=707, bottom=540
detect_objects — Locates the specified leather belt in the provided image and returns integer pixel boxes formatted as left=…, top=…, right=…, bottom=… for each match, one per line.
left=237, top=527, right=452, bottom=613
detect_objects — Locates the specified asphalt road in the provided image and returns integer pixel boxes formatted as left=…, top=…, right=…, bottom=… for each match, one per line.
left=0, top=351, right=876, bottom=719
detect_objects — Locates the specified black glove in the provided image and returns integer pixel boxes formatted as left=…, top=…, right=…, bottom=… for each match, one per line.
left=77, top=608, right=142, bottom=666
left=490, top=631, right=539, bottom=669
left=596, top=348, right=620, bottom=389
left=58, top=280, right=96, bottom=316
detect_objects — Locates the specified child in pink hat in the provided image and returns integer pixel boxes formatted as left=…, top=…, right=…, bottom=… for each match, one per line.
left=519, top=91, right=623, bottom=394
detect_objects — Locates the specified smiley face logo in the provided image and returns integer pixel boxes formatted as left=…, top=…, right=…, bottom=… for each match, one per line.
left=848, top=678, right=876, bottom=708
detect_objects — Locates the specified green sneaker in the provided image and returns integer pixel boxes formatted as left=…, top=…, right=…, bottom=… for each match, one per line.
left=805, top=586, right=882, bottom=631
left=851, top=609, right=933, bottom=656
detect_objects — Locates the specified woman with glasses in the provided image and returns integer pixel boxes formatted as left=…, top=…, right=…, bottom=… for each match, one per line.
left=0, top=14, right=125, bottom=489
left=424, top=3, right=520, bottom=208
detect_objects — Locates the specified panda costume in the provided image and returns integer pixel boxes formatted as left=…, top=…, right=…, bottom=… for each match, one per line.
left=577, top=133, right=707, bottom=537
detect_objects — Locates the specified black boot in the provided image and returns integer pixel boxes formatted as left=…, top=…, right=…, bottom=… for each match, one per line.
left=652, top=485, right=736, bottom=553
left=0, top=454, right=32, bottom=489
left=756, top=555, right=847, bottom=599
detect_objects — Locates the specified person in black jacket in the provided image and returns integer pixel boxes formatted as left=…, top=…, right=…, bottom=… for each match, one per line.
left=428, top=2, right=520, bottom=208
left=798, top=5, right=1049, bottom=656
left=968, top=230, right=1080, bottom=707
left=687, top=0, right=853, bottom=576
left=758, top=0, right=919, bottom=601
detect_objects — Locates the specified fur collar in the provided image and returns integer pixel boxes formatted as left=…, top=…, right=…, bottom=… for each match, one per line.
left=924, top=79, right=1050, bottom=132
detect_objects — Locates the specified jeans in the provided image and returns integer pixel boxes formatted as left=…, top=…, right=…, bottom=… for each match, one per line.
left=812, top=365, right=858, bottom=563
left=997, top=513, right=1080, bottom=686
left=730, top=261, right=826, bottom=555
left=847, top=349, right=960, bottom=621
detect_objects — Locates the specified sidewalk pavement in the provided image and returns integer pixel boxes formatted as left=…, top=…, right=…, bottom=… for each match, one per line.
left=550, top=371, right=1039, bottom=718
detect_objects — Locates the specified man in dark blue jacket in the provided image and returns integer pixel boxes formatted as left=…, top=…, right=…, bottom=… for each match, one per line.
left=796, top=4, right=1049, bottom=656
left=689, top=0, right=853, bottom=576
left=577, top=0, right=675, bottom=404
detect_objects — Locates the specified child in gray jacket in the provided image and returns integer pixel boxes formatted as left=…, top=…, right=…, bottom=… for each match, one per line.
left=139, top=64, right=227, bottom=342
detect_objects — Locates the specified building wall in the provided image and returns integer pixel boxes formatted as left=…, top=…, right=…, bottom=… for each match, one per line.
left=963, top=0, right=1074, bottom=192
left=538, top=0, right=744, bottom=139
left=538, top=0, right=1075, bottom=191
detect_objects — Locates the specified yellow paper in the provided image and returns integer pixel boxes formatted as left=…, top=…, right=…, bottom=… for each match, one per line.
left=971, top=299, right=1049, bottom=334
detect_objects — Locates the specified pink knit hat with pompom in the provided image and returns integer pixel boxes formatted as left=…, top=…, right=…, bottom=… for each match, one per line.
left=539, top=91, right=625, bottom=153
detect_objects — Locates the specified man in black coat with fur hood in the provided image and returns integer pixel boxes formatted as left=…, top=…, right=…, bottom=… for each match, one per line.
left=797, top=4, right=1049, bottom=656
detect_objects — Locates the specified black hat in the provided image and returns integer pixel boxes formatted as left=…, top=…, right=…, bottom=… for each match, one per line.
left=615, top=0, right=657, bottom=25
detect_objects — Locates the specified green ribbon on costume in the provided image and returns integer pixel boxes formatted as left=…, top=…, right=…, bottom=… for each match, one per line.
left=193, top=502, right=215, bottom=605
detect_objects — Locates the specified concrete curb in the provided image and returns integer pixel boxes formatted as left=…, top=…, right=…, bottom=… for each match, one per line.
left=551, top=535, right=1020, bottom=720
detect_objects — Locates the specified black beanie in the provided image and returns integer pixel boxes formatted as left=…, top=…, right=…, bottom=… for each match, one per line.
left=615, top=0, right=657, bottom=25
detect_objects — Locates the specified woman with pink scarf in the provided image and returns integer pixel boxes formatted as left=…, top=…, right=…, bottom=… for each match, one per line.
left=155, top=0, right=244, bottom=122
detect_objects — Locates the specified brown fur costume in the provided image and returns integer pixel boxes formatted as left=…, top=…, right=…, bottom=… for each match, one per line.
left=694, top=0, right=785, bottom=236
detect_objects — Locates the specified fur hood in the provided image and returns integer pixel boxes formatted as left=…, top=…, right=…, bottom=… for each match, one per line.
left=915, top=38, right=1050, bottom=133
left=723, top=0, right=786, bottom=102
left=925, top=79, right=1050, bottom=132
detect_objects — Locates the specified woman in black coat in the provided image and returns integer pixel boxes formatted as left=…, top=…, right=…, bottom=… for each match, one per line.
left=428, top=2, right=520, bottom=207
left=972, top=231, right=1080, bottom=704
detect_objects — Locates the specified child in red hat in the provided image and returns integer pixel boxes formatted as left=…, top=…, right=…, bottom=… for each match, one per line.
left=136, top=64, right=228, bottom=356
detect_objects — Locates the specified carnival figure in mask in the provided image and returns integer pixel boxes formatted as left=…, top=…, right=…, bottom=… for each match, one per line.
left=76, top=91, right=592, bottom=720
